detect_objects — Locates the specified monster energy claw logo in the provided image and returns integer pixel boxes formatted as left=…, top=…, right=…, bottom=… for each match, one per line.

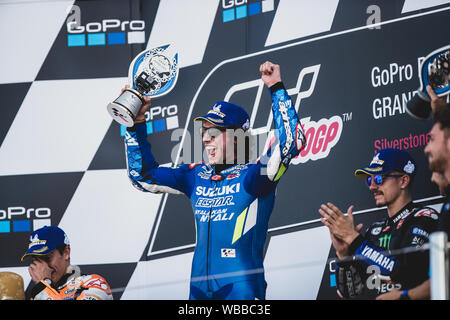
left=378, top=234, right=391, bottom=249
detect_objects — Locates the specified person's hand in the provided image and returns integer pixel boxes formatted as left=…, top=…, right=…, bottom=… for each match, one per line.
left=259, top=61, right=282, bottom=88
left=328, top=229, right=350, bottom=259
left=28, top=259, right=52, bottom=284
left=319, top=203, right=363, bottom=246
left=426, top=85, right=447, bottom=114
left=121, top=85, right=151, bottom=124
left=376, top=288, right=402, bottom=300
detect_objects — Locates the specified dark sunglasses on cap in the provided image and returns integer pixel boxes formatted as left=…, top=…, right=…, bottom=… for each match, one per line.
left=366, top=174, right=403, bottom=187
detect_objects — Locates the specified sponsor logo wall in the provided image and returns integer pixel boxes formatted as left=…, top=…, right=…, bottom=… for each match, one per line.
left=1, top=0, right=449, bottom=300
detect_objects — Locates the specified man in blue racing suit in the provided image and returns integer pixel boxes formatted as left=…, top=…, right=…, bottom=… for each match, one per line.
left=124, top=61, right=305, bottom=300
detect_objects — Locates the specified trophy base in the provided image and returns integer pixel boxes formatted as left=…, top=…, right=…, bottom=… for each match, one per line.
left=405, top=91, right=431, bottom=120
left=107, top=88, right=145, bottom=127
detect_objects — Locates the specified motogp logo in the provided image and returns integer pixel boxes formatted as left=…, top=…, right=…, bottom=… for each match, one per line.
left=223, top=64, right=344, bottom=164
left=292, top=115, right=343, bottom=164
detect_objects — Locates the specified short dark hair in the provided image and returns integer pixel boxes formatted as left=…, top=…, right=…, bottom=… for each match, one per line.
left=390, top=170, right=414, bottom=192
left=407, top=173, right=415, bottom=192
left=55, top=245, right=68, bottom=255
left=432, top=102, right=450, bottom=139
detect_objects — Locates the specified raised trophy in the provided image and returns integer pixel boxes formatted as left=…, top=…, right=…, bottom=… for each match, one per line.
left=405, top=44, right=450, bottom=120
left=107, top=44, right=179, bottom=127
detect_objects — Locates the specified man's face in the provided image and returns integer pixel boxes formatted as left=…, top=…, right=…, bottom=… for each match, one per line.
left=33, top=247, right=70, bottom=283
left=367, top=172, right=406, bottom=208
left=424, top=123, right=450, bottom=173
left=201, top=121, right=229, bottom=166
left=431, top=171, right=448, bottom=196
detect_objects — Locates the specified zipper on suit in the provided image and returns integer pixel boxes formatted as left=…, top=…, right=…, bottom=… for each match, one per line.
left=206, top=178, right=221, bottom=292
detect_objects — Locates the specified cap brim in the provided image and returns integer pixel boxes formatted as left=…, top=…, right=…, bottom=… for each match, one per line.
left=193, top=116, right=227, bottom=127
left=21, top=253, right=43, bottom=262
left=21, top=246, right=53, bottom=262
left=354, top=167, right=387, bottom=177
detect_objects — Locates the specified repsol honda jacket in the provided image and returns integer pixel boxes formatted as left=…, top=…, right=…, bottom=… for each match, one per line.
left=125, top=84, right=305, bottom=299
left=30, top=265, right=113, bottom=300
left=336, top=202, right=439, bottom=299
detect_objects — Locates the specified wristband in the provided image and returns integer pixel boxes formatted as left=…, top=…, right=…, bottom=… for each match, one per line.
left=269, top=82, right=285, bottom=95
left=400, top=289, right=410, bottom=300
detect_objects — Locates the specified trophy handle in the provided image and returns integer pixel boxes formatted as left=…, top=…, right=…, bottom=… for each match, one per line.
left=405, top=91, right=431, bottom=120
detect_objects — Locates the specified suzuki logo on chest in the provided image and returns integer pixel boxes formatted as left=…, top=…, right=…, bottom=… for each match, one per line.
left=195, top=183, right=241, bottom=197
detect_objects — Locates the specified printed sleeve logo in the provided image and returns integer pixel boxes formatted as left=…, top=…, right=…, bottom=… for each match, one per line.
left=403, top=160, right=415, bottom=174
left=29, top=234, right=46, bottom=248
left=370, top=153, right=384, bottom=166
left=414, top=208, right=438, bottom=220
left=221, top=248, right=236, bottom=258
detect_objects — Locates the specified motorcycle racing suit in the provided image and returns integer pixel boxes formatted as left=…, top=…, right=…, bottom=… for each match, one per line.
left=440, top=185, right=450, bottom=235
left=336, top=202, right=439, bottom=299
left=29, top=265, right=113, bottom=300
left=439, top=185, right=450, bottom=292
left=125, top=83, right=305, bottom=299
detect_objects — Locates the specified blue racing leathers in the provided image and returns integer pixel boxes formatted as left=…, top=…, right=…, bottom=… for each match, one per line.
left=124, top=83, right=305, bottom=300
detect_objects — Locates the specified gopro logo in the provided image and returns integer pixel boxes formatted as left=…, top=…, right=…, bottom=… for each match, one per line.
left=0, top=207, right=52, bottom=233
left=121, top=104, right=179, bottom=136
left=66, top=18, right=146, bottom=47
left=222, top=0, right=274, bottom=23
